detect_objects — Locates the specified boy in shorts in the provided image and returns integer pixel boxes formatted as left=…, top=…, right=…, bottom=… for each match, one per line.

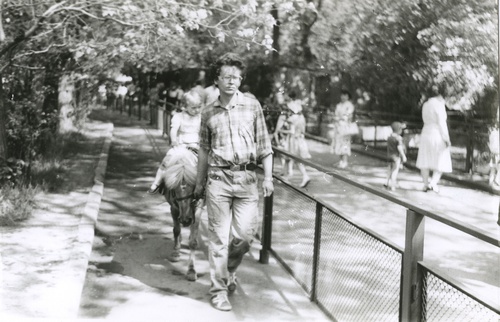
left=385, top=121, right=407, bottom=191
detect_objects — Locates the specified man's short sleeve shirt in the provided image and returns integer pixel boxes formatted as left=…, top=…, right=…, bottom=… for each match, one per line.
left=199, top=91, right=272, bottom=165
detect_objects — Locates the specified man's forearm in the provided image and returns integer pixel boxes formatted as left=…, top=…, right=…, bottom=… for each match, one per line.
left=261, top=153, right=273, bottom=179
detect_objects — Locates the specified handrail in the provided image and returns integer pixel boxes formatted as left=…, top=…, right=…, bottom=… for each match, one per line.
left=272, top=146, right=500, bottom=248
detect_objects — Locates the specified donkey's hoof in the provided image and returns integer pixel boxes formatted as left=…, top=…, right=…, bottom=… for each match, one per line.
left=170, top=251, right=181, bottom=262
left=186, top=269, right=197, bottom=281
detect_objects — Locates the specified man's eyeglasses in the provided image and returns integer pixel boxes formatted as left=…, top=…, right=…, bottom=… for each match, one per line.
left=219, top=75, right=242, bottom=82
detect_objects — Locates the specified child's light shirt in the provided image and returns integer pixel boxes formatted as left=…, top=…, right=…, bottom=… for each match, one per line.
left=387, top=132, right=404, bottom=160
left=171, top=111, right=201, bottom=146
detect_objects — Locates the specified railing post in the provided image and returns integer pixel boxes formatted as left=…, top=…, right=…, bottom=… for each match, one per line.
left=400, top=209, right=425, bottom=322
left=259, top=191, right=273, bottom=264
left=310, top=202, right=323, bottom=302
left=260, top=158, right=275, bottom=264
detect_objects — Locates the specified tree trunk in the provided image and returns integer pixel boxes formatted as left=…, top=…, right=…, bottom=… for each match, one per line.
left=0, top=74, right=7, bottom=161
left=300, top=1, right=318, bottom=64
left=58, top=74, right=76, bottom=133
left=271, top=5, right=280, bottom=65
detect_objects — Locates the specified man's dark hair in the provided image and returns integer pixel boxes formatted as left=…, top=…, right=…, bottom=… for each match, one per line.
left=211, top=53, right=246, bottom=79
left=428, top=83, right=446, bottom=97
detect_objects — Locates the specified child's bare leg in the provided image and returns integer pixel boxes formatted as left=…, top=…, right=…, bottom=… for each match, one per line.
left=298, top=163, right=310, bottom=187
left=493, top=165, right=500, bottom=186
left=148, top=168, right=165, bottom=194
left=489, top=167, right=495, bottom=185
left=385, top=163, right=392, bottom=187
left=390, top=159, right=401, bottom=189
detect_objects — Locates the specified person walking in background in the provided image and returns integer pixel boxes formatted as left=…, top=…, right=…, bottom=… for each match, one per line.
left=281, top=91, right=311, bottom=188
left=273, top=105, right=290, bottom=176
left=147, top=91, right=202, bottom=194
left=193, top=53, right=274, bottom=312
left=385, top=121, right=408, bottom=191
left=416, top=84, right=452, bottom=193
left=332, top=89, right=356, bottom=169
left=488, top=123, right=500, bottom=189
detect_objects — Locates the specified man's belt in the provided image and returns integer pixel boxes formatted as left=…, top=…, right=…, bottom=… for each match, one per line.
left=214, top=163, right=258, bottom=171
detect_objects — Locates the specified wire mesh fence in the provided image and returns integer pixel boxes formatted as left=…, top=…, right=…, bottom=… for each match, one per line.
left=422, top=268, right=500, bottom=322
left=265, top=176, right=500, bottom=322
left=316, top=207, right=402, bottom=322
left=270, top=183, right=317, bottom=292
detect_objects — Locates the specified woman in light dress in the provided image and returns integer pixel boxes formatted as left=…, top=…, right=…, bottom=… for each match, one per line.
left=416, top=85, right=452, bottom=192
left=332, top=90, right=355, bottom=169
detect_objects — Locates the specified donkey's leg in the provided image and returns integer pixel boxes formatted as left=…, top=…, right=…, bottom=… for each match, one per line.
left=186, top=206, right=202, bottom=281
left=170, top=209, right=182, bottom=262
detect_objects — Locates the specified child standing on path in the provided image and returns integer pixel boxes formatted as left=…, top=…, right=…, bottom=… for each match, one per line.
left=148, top=91, right=202, bottom=194
left=385, top=122, right=407, bottom=191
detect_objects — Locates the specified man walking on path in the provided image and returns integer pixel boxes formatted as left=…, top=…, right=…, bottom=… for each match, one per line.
left=194, top=53, right=274, bottom=311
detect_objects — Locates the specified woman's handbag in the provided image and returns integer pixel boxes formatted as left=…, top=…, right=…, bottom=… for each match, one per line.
left=337, top=122, right=359, bottom=136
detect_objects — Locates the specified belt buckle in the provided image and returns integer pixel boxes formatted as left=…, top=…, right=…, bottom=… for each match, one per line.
left=230, top=165, right=241, bottom=171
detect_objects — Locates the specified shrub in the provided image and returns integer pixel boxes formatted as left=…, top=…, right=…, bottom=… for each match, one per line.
left=0, top=158, right=26, bottom=187
left=0, top=185, right=39, bottom=226
left=6, top=99, right=58, bottom=162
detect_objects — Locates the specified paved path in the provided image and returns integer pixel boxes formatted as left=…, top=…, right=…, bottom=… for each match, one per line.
left=78, top=110, right=499, bottom=320
left=78, top=111, right=328, bottom=321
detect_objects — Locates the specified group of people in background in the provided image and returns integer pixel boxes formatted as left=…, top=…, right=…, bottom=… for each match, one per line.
left=143, top=74, right=498, bottom=196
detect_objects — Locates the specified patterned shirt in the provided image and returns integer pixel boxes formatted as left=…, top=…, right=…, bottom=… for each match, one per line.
left=199, top=91, right=272, bottom=166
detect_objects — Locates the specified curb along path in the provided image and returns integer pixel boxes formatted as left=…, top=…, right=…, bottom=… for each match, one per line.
left=73, top=123, right=114, bottom=316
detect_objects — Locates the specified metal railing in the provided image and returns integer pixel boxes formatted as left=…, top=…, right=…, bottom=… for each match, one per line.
left=259, top=147, right=500, bottom=322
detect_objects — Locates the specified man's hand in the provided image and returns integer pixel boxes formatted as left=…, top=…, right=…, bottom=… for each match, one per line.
left=193, top=184, right=205, bottom=200
left=262, top=180, right=274, bottom=197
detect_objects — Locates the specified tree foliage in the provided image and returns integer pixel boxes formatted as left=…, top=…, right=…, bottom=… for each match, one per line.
left=0, top=0, right=300, bottom=164
left=0, top=0, right=498, bottom=168
left=297, top=0, right=498, bottom=116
